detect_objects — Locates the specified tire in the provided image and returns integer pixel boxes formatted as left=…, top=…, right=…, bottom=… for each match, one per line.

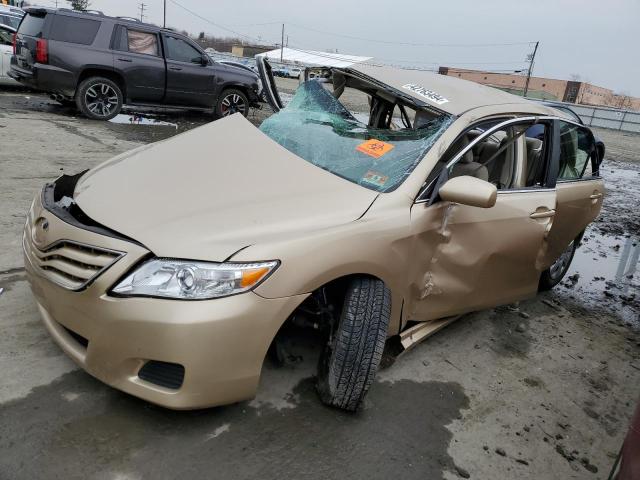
left=539, top=239, right=578, bottom=291
left=215, top=88, right=249, bottom=118
left=75, top=77, right=123, bottom=121
left=317, top=277, right=391, bottom=411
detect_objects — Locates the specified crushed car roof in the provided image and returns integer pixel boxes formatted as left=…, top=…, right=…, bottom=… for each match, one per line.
left=350, top=64, right=551, bottom=116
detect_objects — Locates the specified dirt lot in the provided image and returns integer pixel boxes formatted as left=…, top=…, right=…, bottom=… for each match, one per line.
left=0, top=84, right=639, bottom=480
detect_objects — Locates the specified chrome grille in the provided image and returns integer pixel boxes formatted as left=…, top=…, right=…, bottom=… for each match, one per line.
left=30, top=240, right=124, bottom=290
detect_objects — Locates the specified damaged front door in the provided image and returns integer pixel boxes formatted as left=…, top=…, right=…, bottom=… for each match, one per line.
left=407, top=118, right=557, bottom=322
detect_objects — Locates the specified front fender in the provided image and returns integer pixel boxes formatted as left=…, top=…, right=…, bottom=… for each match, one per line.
left=230, top=200, right=413, bottom=335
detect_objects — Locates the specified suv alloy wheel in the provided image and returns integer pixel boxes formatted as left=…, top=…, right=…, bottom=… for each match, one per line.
left=76, top=76, right=123, bottom=121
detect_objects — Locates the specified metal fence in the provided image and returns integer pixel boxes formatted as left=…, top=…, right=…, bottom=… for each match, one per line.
left=542, top=101, right=640, bottom=133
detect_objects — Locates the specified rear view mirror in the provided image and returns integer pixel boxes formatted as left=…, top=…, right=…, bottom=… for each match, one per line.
left=439, top=176, right=497, bottom=208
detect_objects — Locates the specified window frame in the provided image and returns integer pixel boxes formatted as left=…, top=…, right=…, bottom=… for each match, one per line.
left=554, top=118, right=599, bottom=184
left=161, top=33, right=208, bottom=65
left=48, top=14, right=100, bottom=46
left=110, top=24, right=161, bottom=57
left=415, top=115, right=559, bottom=204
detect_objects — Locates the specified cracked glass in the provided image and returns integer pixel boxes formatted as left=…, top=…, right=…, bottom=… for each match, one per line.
left=260, top=81, right=452, bottom=192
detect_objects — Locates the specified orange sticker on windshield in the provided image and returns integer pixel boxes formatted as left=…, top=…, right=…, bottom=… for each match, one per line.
left=356, top=139, right=395, bottom=158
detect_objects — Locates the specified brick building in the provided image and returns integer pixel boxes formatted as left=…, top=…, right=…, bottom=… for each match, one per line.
left=438, top=67, right=640, bottom=111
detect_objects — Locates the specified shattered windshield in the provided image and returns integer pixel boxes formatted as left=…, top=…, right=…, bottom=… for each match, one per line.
left=260, top=81, right=452, bottom=192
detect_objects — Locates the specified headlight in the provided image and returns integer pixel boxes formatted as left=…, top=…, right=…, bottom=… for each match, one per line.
left=111, top=259, right=279, bottom=300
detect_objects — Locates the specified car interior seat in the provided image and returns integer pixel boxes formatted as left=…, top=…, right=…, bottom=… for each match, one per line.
left=525, top=138, right=544, bottom=186
left=450, top=136, right=489, bottom=181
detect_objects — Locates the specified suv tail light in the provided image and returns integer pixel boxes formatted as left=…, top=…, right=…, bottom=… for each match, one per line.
left=12, top=33, right=17, bottom=55
left=35, top=39, right=48, bottom=64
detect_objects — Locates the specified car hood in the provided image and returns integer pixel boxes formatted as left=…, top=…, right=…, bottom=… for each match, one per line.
left=74, top=114, right=378, bottom=261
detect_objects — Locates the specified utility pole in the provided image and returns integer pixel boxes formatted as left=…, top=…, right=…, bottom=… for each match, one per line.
left=280, top=23, right=284, bottom=62
left=523, top=41, right=539, bottom=97
left=138, top=2, right=146, bottom=22
left=163, top=0, right=166, bottom=27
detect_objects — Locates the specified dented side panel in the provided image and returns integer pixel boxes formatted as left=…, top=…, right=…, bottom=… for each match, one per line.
left=408, top=190, right=556, bottom=321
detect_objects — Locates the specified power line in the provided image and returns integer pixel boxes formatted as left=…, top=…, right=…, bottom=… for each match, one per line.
left=286, top=22, right=535, bottom=48
left=164, top=1, right=534, bottom=74
left=167, top=0, right=269, bottom=44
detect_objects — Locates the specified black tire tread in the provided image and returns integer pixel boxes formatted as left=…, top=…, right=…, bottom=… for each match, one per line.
left=318, top=277, right=391, bottom=411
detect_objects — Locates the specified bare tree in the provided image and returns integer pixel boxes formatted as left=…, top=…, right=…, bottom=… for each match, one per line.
left=67, top=0, right=91, bottom=10
left=615, top=93, right=632, bottom=109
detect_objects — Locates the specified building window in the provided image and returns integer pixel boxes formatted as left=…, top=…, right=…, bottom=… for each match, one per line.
left=458, top=73, right=461, bottom=77
left=484, top=76, right=487, bottom=80
left=542, top=83, right=546, bottom=87
left=512, top=80, right=516, bottom=84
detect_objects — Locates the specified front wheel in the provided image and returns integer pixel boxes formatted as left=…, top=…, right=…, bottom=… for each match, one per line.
left=316, top=277, right=391, bottom=411
left=75, top=77, right=123, bottom=121
left=539, top=240, right=577, bottom=291
left=215, top=89, right=249, bottom=118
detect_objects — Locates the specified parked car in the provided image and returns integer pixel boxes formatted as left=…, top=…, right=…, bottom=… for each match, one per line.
left=23, top=57, right=605, bottom=411
left=286, top=67, right=301, bottom=79
left=0, top=24, right=19, bottom=86
left=9, top=8, right=261, bottom=120
left=0, top=4, right=24, bottom=29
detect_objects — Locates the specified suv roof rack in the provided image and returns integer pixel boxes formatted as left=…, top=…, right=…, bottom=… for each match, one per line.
left=58, top=8, right=104, bottom=15
left=116, top=16, right=141, bottom=22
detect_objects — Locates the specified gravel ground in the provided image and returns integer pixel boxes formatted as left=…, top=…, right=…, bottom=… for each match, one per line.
left=0, top=85, right=638, bottom=480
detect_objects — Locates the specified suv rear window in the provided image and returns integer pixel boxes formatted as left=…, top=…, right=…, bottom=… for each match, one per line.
left=17, top=13, right=46, bottom=38
left=49, top=15, right=100, bottom=45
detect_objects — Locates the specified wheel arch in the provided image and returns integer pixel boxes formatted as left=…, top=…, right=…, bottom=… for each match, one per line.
left=76, top=68, right=126, bottom=100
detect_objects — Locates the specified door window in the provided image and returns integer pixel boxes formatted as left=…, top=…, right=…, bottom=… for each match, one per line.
left=557, top=121, right=595, bottom=181
left=165, top=36, right=203, bottom=63
left=445, top=120, right=543, bottom=190
left=127, top=29, right=159, bottom=56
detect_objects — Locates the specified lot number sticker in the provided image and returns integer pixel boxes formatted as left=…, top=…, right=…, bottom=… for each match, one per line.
left=402, top=83, right=449, bottom=105
left=356, top=139, right=395, bottom=158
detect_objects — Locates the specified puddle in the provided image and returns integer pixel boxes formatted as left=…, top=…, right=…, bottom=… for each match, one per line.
left=558, top=229, right=639, bottom=327
left=109, top=113, right=177, bottom=128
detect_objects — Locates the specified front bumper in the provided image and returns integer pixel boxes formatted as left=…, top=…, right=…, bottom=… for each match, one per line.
left=23, top=191, right=306, bottom=409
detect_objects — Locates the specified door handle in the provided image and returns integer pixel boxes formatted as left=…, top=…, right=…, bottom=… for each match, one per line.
left=530, top=209, right=556, bottom=219
left=589, top=193, right=603, bottom=200
left=117, top=58, right=133, bottom=62
left=169, top=66, right=182, bottom=71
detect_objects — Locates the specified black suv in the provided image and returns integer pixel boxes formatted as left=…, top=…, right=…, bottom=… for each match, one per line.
left=9, top=8, right=261, bottom=120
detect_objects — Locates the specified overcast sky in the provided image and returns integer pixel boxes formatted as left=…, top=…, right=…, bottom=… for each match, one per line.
left=38, top=0, right=639, bottom=96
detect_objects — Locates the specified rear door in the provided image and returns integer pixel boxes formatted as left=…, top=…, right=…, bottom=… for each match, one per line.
left=11, top=9, right=47, bottom=74
left=540, top=120, right=605, bottom=266
left=111, top=25, right=165, bottom=103
left=161, top=33, right=216, bottom=108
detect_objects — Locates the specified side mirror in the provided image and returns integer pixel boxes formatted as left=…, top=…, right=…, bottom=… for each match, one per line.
left=193, top=55, right=208, bottom=66
left=438, top=176, right=497, bottom=208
